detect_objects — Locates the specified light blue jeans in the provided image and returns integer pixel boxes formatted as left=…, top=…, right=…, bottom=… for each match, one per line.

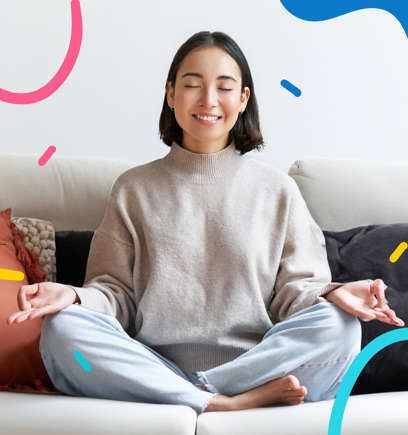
left=39, top=301, right=361, bottom=415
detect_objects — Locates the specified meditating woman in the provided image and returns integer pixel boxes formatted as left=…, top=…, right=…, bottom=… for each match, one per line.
left=7, top=31, right=404, bottom=415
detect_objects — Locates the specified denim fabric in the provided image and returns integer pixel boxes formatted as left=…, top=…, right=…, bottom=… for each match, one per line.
left=39, top=301, right=361, bottom=414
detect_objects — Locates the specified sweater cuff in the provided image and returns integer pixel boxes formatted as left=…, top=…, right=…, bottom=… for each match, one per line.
left=317, top=282, right=345, bottom=301
left=69, top=285, right=108, bottom=310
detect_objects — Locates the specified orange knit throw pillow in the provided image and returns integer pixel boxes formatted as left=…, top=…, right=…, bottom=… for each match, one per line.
left=0, top=208, right=61, bottom=394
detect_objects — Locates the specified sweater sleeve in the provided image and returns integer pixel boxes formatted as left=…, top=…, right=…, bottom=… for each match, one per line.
left=268, top=179, right=344, bottom=323
left=68, top=180, right=138, bottom=333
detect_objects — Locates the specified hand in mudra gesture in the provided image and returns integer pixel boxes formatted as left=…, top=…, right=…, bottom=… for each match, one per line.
left=325, top=279, right=404, bottom=327
left=7, top=282, right=77, bottom=325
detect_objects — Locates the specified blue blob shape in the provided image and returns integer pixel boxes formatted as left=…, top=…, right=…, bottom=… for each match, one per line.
left=281, top=79, right=302, bottom=97
left=280, top=0, right=408, bottom=39
left=74, top=350, right=92, bottom=372
left=328, top=328, right=408, bottom=435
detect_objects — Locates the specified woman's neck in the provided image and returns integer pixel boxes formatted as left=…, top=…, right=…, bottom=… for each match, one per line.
left=181, top=135, right=229, bottom=154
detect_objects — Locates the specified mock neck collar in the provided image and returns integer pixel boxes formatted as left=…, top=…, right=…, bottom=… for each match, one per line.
left=161, top=141, right=243, bottom=184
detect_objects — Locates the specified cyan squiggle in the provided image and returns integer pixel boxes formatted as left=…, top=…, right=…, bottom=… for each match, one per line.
left=328, top=328, right=408, bottom=435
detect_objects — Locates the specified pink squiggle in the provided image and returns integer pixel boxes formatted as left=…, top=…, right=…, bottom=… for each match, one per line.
left=0, top=0, right=82, bottom=105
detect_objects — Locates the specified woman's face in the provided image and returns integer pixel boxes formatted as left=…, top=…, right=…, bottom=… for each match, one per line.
left=166, top=46, right=250, bottom=153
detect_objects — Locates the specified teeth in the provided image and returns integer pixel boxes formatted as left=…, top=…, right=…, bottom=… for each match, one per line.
left=196, top=115, right=218, bottom=121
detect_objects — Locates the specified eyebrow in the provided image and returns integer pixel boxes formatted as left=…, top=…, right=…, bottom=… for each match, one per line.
left=181, top=72, right=237, bottom=82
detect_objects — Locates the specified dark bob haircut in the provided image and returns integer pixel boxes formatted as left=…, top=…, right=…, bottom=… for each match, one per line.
left=159, top=31, right=264, bottom=155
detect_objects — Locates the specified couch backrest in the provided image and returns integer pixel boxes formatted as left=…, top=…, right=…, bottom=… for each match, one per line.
left=2, top=153, right=406, bottom=232
left=0, top=153, right=134, bottom=231
left=288, top=157, right=408, bottom=231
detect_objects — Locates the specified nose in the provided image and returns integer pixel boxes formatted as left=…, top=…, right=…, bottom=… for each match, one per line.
left=199, top=85, right=218, bottom=108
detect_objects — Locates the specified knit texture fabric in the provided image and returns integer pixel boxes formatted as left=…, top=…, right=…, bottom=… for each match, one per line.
left=71, top=141, right=343, bottom=373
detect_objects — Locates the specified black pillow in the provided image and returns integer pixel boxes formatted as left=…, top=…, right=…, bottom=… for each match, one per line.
left=55, top=231, right=94, bottom=287
left=323, top=223, right=408, bottom=395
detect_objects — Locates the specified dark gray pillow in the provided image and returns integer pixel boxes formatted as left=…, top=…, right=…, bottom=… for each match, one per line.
left=323, top=223, right=408, bottom=395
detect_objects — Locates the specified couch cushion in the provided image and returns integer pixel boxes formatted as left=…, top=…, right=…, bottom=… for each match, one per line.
left=196, top=391, right=408, bottom=435
left=0, top=392, right=197, bottom=435
left=0, top=208, right=54, bottom=389
left=323, top=223, right=408, bottom=395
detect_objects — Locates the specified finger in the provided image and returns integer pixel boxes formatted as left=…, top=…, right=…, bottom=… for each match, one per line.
left=385, top=308, right=404, bottom=326
left=382, top=307, right=399, bottom=323
left=370, top=308, right=400, bottom=326
left=374, top=306, right=395, bottom=320
left=18, top=284, right=39, bottom=311
left=14, top=311, right=33, bottom=324
left=375, top=316, right=395, bottom=326
left=374, top=311, right=395, bottom=325
left=371, top=308, right=391, bottom=322
left=377, top=313, right=404, bottom=326
left=357, top=307, right=396, bottom=323
left=7, top=309, right=32, bottom=325
left=374, top=307, right=405, bottom=326
left=354, top=308, right=377, bottom=322
left=27, top=305, right=56, bottom=320
left=372, top=279, right=388, bottom=308
left=394, top=317, right=405, bottom=326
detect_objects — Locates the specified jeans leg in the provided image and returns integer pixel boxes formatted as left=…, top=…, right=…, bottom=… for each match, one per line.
left=195, top=301, right=361, bottom=401
left=39, top=304, right=216, bottom=414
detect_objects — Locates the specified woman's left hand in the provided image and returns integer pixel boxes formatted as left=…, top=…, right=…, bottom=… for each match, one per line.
left=324, top=279, right=405, bottom=327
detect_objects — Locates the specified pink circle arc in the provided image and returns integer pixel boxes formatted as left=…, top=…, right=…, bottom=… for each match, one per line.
left=0, top=0, right=82, bottom=105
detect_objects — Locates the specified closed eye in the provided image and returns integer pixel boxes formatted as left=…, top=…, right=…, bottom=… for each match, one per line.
left=184, top=85, right=232, bottom=91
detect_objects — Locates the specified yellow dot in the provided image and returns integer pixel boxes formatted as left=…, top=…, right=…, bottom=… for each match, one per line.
left=0, top=269, right=25, bottom=281
left=389, top=242, right=408, bottom=263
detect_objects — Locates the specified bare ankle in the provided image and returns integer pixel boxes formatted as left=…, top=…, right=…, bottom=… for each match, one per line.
left=203, top=394, right=233, bottom=412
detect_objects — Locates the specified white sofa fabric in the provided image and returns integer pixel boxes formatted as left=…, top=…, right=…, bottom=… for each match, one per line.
left=1, top=153, right=407, bottom=435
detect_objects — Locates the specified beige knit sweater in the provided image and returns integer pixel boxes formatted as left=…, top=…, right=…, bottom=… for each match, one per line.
left=71, top=141, right=343, bottom=373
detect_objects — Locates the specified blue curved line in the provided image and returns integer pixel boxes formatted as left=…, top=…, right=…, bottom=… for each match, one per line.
left=328, top=328, right=408, bottom=435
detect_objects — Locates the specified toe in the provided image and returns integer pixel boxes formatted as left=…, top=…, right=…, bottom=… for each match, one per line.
left=285, top=375, right=300, bottom=390
left=287, top=396, right=303, bottom=405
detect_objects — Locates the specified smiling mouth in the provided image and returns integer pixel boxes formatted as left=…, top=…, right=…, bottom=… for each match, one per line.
left=192, top=114, right=222, bottom=121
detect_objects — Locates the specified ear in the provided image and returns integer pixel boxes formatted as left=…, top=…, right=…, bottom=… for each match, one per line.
left=166, top=81, right=175, bottom=110
left=239, top=87, right=250, bottom=114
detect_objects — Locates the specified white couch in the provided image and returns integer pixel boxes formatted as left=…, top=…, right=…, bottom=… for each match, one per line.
left=1, top=153, right=407, bottom=435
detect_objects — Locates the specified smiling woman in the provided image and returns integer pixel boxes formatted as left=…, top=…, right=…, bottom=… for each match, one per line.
left=13, top=30, right=397, bottom=417
left=159, top=31, right=264, bottom=154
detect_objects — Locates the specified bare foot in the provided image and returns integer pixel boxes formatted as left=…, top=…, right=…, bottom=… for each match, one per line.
left=203, top=375, right=307, bottom=412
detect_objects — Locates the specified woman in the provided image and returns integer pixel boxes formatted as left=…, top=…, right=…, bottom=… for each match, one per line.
left=7, top=31, right=404, bottom=415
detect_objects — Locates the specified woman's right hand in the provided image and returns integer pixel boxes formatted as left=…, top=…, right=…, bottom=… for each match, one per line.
left=7, top=282, right=78, bottom=326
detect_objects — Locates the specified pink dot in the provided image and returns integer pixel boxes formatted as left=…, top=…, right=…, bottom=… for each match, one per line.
left=38, top=146, right=56, bottom=166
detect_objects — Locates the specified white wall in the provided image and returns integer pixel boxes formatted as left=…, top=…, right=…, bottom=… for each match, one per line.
left=1, top=0, right=407, bottom=173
